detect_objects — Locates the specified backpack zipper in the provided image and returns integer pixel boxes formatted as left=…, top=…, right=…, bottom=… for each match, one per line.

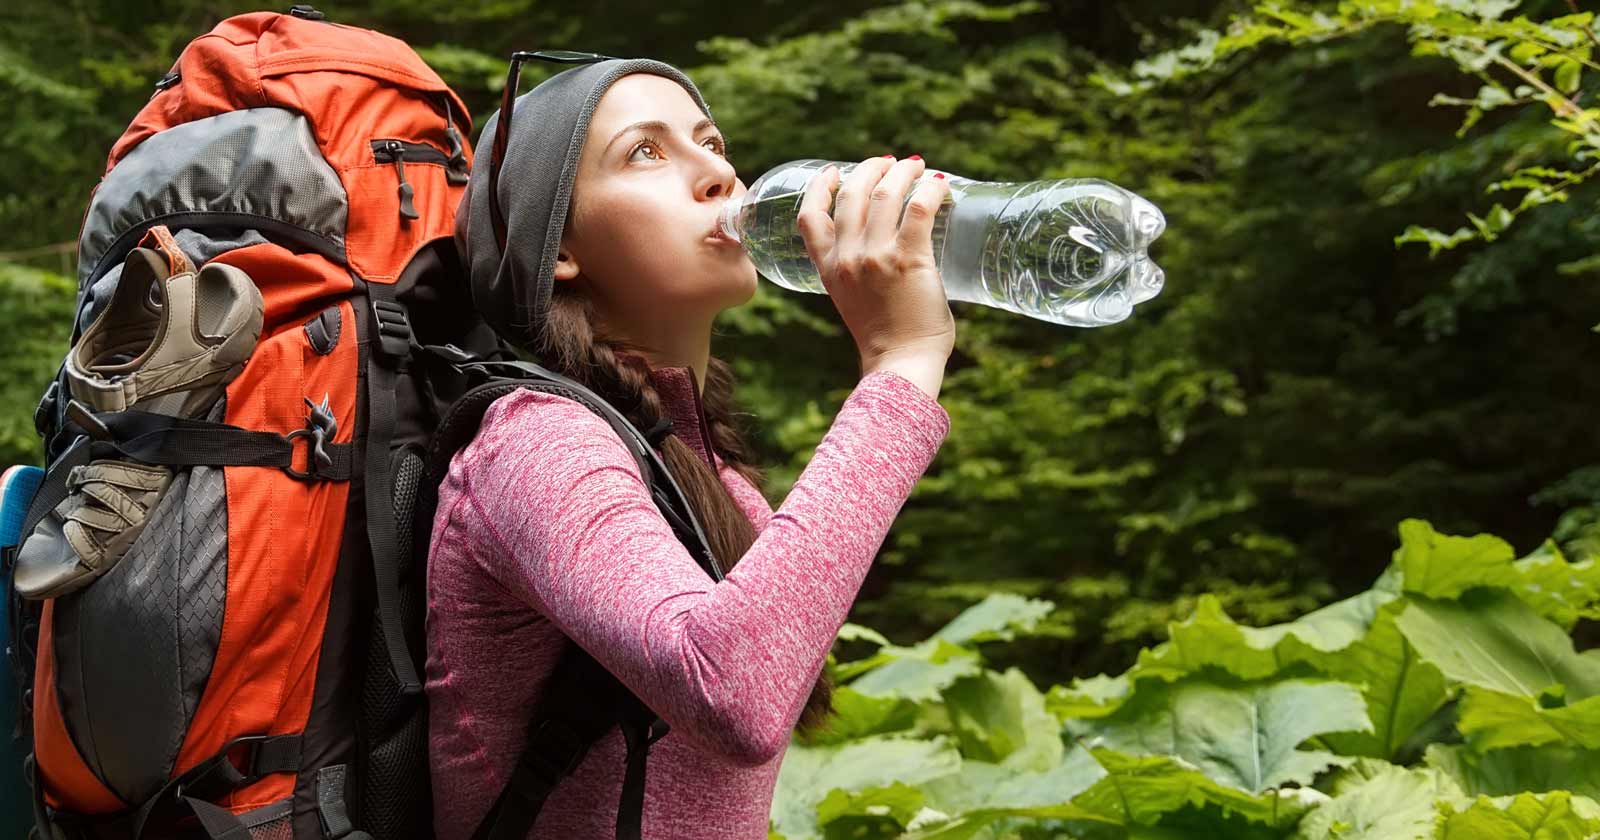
left=371, top=139, right=451, bottom=220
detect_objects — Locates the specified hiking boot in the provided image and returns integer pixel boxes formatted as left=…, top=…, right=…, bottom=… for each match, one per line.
left=15, top=244, right=262, bottom=599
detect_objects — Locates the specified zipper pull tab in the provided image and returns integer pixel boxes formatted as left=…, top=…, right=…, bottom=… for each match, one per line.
left=385, top=141, right=420, bottom=220
left=442, top=102, right=470, bottom=185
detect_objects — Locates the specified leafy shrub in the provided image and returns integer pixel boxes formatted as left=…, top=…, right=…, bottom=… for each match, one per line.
left=772, top=518, right=1600, bottom=839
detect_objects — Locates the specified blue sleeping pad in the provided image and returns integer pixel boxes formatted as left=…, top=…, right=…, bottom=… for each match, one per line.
left=3, top=465, right=44, bottom=838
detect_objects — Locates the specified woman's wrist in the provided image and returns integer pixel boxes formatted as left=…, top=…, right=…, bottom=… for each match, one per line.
left=860, top=348, right=947, bottom=401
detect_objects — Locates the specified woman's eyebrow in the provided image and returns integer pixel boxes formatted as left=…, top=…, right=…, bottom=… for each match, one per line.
left=604, top=118, right=720, bottom=155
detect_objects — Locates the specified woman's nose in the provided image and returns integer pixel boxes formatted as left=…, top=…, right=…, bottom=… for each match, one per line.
left=697, top=153, right=738, bottom=202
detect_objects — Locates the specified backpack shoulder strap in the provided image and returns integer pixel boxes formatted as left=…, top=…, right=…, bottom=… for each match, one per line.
left=425, top=358, right=718, bottom=840
left=425, top=358, right=723, bottom=582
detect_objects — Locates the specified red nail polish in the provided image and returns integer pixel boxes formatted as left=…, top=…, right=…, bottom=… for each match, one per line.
left=909, top=154, right=922, bottom=161
left=933, top=172, right=945, bottom=179
left=881, top=154, right=895, bottom=159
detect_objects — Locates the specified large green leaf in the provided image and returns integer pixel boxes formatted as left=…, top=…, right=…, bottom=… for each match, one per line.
left=1084, top=677, right=1371, bottom=793
left=770, top=735, right=962, bottom=840
left=1071, top=749, right=1319, bottom=829
left=1395, top=590, right=1600, bottom=700
left=1316, top=605, right=1450, bottom=759
left=1508, top=540, right=1600, bottom=629
left=841, top=594, right=1047, bottom=700
left=1456, top=687, right=1600, bottom=751
left=908, top=745, right=1114, bottom=839
left=1425, top=744, right=1600, bottom=800
left=1394, top=520, right=1600, bottom=627
left=1292, top=762, right=1466, bottom=840
left=1394, top=518, right=1521, bottom=600
left=801, top=685, right=920, bottom=746
left=1046, top=674, right=1132, bottom=722
left=1434, top=792, right=1600, bottom=840
left=931, top=593, right=1056, bottom=646
left=1131, top=588, right=1394, bottom=683
left=941, top=668, right=1061, bottom=769
left=847, top=640, right=984, bottom=702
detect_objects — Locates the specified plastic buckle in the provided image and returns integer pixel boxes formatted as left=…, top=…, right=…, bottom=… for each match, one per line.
left=370, top=297, right=412, bottom=359
left=33, top=381, right=59, bottom=438
left=175, top=735, right=269, bottom=801
left=288, top=5, right=325, bottom=20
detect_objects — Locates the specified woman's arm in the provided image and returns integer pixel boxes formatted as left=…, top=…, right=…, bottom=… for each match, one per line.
left=449, top=369, right=949, bottom=765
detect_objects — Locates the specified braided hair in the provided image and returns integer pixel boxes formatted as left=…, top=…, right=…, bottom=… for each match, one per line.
left=536, top=281, right=835, bottom=735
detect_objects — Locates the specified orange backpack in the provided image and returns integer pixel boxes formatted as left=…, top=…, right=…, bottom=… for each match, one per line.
left=10, top=7, right=498, bottom=838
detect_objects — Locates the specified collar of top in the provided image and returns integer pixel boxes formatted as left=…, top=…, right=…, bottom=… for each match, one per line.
left=644, top=365, right=719, bottom=470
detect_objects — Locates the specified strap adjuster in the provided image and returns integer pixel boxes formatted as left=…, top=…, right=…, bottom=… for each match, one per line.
left=370, top=297, right=412, bottom=359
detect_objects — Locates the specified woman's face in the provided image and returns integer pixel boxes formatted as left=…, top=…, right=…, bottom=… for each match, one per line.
left=553, top=73, right=756, bottom=348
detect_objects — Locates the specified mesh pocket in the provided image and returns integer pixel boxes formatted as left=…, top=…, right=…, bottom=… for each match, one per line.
left=236, top=799, right=294, bottom=840
left=358, top=447, right=432, bottom=839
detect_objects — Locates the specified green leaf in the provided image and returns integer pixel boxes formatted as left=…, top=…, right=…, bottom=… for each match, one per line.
left=1426, top=743, right=1600, bottom=799
left=1083, top=678, right=1371, bottom=793
left=1553, top=60, right=1582, bottom=95
left=1132, top=589, right=1394, bottom=683
left=770, top=735, right=963, bottom=840
left=1507, top=540, right=1600, bottom=629
left=910, top=745, right=1114, bottom=837
left=932, top=592, right=1056, bottom=646
left=1293, top=762, right=1466, bottom=840
left=941, top=668, right=1062, bottom=768
left=1394, top=590, right=1600, bottom=700
left=1317, top=605, right=1450, bottom=760
left=1457, top=687, right=1600, bottom=750
left=803, top=686, right=920, bottom=745
left=1435, top=791, right=1600, bottom=839
left=1394, top=519, right=1518, bottom=599
left=1072, top=749, right=1318, bottom=829
left=1046, top=673, right=1131, bottom=722
left=815, top=782, right=925, bottom=830
left=849, top=640, right=983, bottom=701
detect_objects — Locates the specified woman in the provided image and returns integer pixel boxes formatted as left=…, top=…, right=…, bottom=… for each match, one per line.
left=427, top=55, right=954, bottom=839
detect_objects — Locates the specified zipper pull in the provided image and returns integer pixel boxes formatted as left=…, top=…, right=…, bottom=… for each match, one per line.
left=442, top=100, right=470, bottom=185
left=382, top=140, right=420, bottom=220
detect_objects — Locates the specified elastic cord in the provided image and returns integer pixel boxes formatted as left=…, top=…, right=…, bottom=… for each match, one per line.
left=643, top=417, right=674, bottom=447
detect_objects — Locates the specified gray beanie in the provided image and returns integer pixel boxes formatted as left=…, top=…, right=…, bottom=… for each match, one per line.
left=458, top=58, right=715, bottom=352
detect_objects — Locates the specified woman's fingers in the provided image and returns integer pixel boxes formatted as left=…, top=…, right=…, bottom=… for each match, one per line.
left=863, top=158, right=927, bottom=252
left=796, top=164, right=841, bottom=271
left=832, top=156, right=898, bottom=255
left=894, top=170, right=951, bottom=261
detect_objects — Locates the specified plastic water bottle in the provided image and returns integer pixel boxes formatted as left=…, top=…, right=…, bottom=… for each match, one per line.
left=717, top=159, right=1167, bottom=326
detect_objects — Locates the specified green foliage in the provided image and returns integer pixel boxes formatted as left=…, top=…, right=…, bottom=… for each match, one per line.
left=0, top=263, right=73, bottom=466
left=774, top=518, right=1600, bottom=838
left=1099, top=0, right=1600, bottom=317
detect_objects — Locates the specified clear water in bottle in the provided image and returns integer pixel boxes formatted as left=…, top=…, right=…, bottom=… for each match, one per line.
left=718, top=159, right=1167, bottom=327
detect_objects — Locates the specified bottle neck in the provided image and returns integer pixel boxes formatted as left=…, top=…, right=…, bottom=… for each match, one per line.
left=717, top=199, right=745, bottom=243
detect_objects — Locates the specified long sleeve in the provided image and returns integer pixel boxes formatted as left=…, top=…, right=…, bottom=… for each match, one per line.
left=446, top=369, right=949, bottom=765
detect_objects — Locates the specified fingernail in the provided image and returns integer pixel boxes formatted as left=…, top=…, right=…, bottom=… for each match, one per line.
left=933, top=172, right=945, bottom=179
left=881, top=154, right=895, bottom=159
left=909, top=154, right=922, bottom=161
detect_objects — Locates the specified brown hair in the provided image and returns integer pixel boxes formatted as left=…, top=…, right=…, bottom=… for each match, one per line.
left=534, top=281, right=834, bottom=735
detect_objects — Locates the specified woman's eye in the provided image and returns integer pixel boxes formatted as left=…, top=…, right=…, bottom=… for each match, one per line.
left=629, top=141, right=662, bottom=162
left=628, top=136, right=730, bottom=162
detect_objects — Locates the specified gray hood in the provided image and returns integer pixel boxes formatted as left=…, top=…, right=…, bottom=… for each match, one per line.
left=457, top=58, right=714, bottom=351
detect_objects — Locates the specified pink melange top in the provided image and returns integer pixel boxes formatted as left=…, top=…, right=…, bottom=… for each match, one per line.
left=424, top=364, right=951, bottom=839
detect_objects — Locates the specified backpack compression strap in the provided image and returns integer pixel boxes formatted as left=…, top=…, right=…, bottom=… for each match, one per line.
left=424, top=360, right=722, bottom=840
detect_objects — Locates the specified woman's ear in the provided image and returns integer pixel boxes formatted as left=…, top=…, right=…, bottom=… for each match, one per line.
left=553, top=248, right=581, bottom=284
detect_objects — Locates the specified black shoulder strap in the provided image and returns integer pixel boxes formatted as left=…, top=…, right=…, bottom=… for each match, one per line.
left=426, top=359, right=719, bottom=840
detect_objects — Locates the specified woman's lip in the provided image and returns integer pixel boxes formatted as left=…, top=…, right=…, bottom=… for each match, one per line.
left=705, top=231, right=739, bottom=247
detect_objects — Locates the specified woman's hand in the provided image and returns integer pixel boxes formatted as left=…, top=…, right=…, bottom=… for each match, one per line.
left=797, top=155, right=955, bottom=399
